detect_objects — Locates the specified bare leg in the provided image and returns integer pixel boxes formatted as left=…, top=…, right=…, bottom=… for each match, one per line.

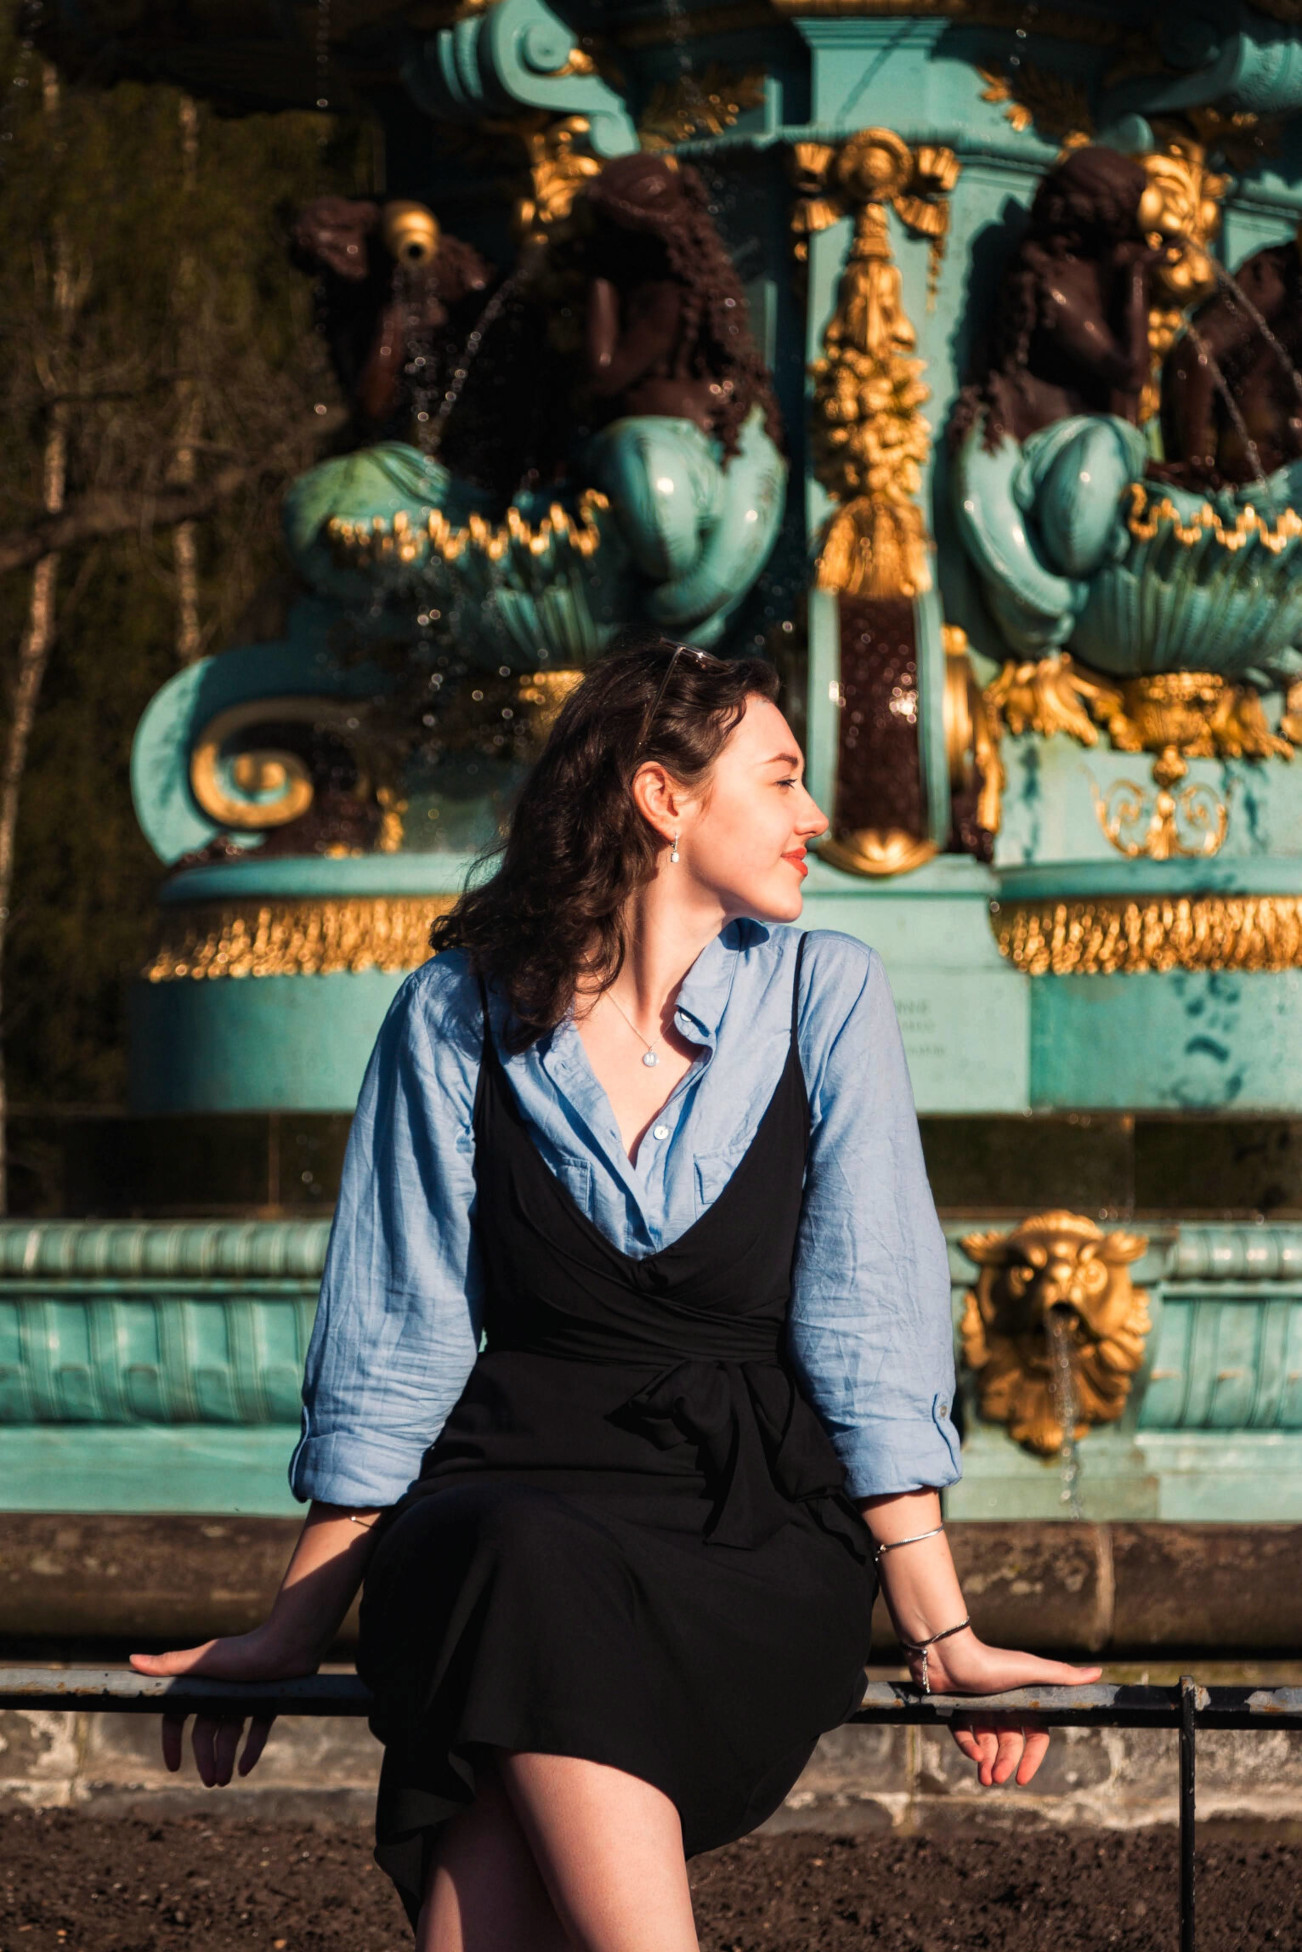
left=416, top=1763, right=574, bottom=1952
left=498, top=1752, right=699, bottom=1952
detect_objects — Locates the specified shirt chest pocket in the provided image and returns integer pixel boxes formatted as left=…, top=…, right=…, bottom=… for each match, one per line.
left=549, top=1150, right=592, bottom=1211
left=694, top=1148, right=742, bottom=1216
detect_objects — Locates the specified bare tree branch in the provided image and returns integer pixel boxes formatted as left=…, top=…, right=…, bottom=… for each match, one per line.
left=0, top=414, right=345, bottom=577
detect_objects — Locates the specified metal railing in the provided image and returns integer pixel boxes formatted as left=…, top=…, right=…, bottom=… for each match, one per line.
left=3, top=1670, right=1301, bottom=1951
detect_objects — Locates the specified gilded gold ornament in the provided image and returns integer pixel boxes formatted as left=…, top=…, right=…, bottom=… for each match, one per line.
left=513, top=115, right=602, bottom=240
left=983, top=653, right=1122, bottom=748
left=817, top=829, right=939, bottom=876
left=1084, top=670, right=1291, bottom=857
left=1126, top=481, right=1302, bottom=555
left=943, top=624, right=1003, bottom=836
left=797, top=129, right=959, bottom=599
left=1091, top=772, right=1229, bottom=861
left=976, top=61, right=1092, bottom=144
left=984, top=660, right=1292, bottom=838
left=381, top=200, right=441, bottom=267
left=144, top=897, right=456, bottom=982
left=992, top=894, right=1302, bottom=976
left=327, top=489, right=608, bottom=572
left=190, top=697, right=375, bottom=833
left=638, top=64, right=765, bottom=149
left=960, top=1212, right=1151, bottom=1456
left=515, top=668, right=584, bottom=737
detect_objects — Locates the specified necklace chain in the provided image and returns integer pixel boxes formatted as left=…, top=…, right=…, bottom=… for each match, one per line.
left=603, top=988, right=662, bottom=1067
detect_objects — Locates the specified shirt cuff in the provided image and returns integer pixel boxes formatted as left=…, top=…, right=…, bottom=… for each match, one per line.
left=288, top=1429, right=423, bottom=1508
left=834, top=1397, right=962, bottom=1500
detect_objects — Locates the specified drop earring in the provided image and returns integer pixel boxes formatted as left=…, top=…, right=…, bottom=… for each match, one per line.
left=669, top=833, right=680, bottom=863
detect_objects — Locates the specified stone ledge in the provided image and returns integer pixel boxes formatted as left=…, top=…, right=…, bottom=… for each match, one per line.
left=5, top=1516, right=1302, bottom=1658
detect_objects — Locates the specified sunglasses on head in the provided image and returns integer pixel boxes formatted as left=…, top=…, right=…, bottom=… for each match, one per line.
left=637, top=644, right=713, bottom=754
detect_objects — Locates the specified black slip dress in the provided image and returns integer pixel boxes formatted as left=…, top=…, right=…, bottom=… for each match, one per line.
left=356, top=936, right=877, bottom=1927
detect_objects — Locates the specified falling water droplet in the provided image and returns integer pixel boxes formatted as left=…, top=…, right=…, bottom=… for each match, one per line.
left=1047, top=1306, right=1085, bottom=1520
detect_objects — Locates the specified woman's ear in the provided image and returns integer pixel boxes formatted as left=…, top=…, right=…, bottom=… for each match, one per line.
left=630, top=760, right=688, bottom=843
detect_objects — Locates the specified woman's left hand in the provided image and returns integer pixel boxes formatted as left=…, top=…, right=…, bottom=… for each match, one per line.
left=920, top=1630, right=1102, bottom=1787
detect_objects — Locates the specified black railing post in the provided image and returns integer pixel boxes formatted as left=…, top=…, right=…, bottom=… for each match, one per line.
left=1179, top=1674, right=1197, bottom=1952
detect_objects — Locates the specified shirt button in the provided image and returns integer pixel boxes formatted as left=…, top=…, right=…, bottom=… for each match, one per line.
left=652, top=1124, right=670, bottom=1141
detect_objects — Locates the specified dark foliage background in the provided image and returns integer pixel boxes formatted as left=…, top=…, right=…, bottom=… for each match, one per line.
left=0, top=24, right=366, bottom=1107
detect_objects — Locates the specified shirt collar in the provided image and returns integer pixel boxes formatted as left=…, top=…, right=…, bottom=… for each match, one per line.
left=534, top=917, right=765, bottom=1074
left=673, top=917, right=764, bottom=1044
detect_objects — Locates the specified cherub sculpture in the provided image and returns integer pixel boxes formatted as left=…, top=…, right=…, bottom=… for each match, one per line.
left=950, top=148, right=1157, bottom=658
left=282, top=164, right=789, bottom=661
left=573, top=153, right=787, bottom=635
left=955, top=146, right=1155, bottom=449
left=1160, top=229, right=1302, bottom=489
left=293, top=196, right=492, bottom=446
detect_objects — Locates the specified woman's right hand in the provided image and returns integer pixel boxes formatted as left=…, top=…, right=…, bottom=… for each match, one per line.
left=129, top=1622, right=321, bottom=1787
left=128, top=1499, right=384, bottom=1786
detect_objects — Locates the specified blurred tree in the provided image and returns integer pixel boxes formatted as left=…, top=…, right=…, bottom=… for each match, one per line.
left=0, top=20, right=368, bottom=1188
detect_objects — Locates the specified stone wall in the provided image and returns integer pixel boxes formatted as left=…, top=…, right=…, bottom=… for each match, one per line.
left=5, top=1668, right=1301, bottom=1837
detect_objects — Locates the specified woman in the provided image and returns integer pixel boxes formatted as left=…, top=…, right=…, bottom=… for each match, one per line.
left=132, top=636, right=1100, bottom=1952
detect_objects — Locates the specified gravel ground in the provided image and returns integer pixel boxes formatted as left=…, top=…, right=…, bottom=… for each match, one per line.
left=1, top=1810, right=1299, bottom=1949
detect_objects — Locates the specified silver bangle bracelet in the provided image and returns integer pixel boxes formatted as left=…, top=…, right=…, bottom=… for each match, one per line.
left=872, top=1523, right=945, bottom=1566
left=900, top=1615, right=972, bottom=1695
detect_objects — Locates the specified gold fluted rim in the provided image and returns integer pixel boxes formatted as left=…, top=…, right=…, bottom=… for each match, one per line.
left=144, top=897, right=456, bottom=982
left=992, top=894, right=1302, bottom=976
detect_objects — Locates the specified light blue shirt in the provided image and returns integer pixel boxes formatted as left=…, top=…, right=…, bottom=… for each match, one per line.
left=291, top=920, right=961, bottom=1508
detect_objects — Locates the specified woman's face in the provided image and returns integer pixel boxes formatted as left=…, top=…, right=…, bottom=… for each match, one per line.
left=676, top=695, right=828, bottom=924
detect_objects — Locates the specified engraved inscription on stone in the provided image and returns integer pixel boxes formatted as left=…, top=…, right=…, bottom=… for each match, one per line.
left=894, top=994, right=946, bottom=1063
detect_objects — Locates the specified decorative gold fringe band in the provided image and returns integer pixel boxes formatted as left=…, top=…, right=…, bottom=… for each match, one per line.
left=992, top=894, right=1302, bottom=976
left=144, top=897, right=456, bottom=982
left=1125, top=482, right=1302, bottom=555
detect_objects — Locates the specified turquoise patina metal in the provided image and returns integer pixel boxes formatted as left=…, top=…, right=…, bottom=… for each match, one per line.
left=951, top=1224, right=1302, bottom=1522
left=955, top=419, right=1302, bottom=681
left=282, top=406, right=787, bottom=657
left=5, top=1219, right=1299, bottom=1520
left=22, top=0, right=1302, bottom=1519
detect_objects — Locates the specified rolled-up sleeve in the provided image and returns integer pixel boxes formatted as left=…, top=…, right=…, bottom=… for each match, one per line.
left=788, top=935, right=960, bottom=1499
left=289, top=959, right=483, bottom=1507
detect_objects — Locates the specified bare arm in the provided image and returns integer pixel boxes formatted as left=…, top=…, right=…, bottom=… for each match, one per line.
left=584, top=276, right=682, bottom=395
left=862, top=1488, right=1101, bottom=1786
left=128, top=1499, right=385, bottom=1786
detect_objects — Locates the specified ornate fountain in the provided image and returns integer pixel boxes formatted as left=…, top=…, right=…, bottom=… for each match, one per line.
left=7, top=0, right=1302, bottom=1531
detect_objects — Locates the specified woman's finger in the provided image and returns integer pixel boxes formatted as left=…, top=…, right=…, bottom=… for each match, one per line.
left=989, top=1724, right=1025, bottom=1786
left=1007, top=1655, right=1103, bottom=1688
left=128, top=1642, right=218, bottom=1677
left=191, top=1714, right=222, bottom=1788
left=960, top=1720, right=1001, bottom=1785
left=949, top=1725, right=984, bottom=1766
left=1016, top=1727, right=1051, bottom=1785
left=211, top=1717, right=244, bottom=1788
left=161, top=1714, right=186, bottom=1774
left=239, top=1716, right=276, bottom=1777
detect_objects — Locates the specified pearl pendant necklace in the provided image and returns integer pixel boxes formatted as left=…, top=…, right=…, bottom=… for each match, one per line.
left=603, top=988, right=661, bottom=1067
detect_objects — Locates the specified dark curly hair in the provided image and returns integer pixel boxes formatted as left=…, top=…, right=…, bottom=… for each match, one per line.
left=430, top=629, right=781, bottom=1049
left=581, top=155, right=783, bottom=458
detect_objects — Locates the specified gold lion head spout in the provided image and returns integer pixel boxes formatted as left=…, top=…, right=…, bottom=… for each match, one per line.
left=959, top=1211, right=1151, bottom=1456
